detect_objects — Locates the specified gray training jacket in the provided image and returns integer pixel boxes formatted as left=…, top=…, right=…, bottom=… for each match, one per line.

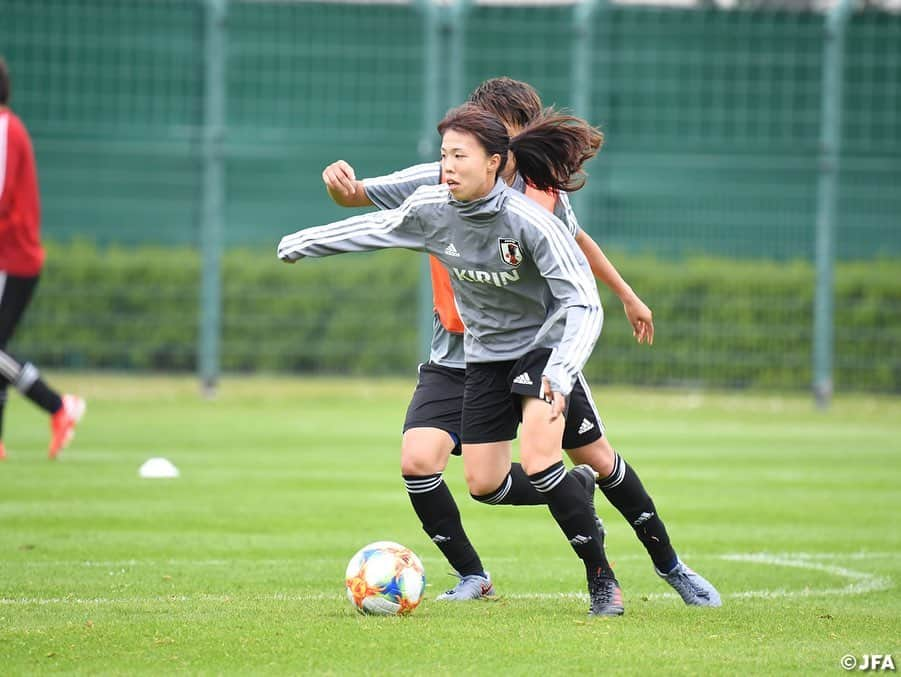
left=362, top=162, right=584, bottom=370
left=278, top=179, right=603, bottom=396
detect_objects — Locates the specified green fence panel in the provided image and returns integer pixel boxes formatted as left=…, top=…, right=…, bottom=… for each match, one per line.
left=2, top=1, right=899, bottom=392
left=225, top=1, right=427, bottom=247
left=3, top=0, right=204, bottom=244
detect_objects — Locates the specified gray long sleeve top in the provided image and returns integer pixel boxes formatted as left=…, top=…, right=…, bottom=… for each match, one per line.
left=278, top=179, right=602, bottom=396
left=362, top=162, right=584, bottom=369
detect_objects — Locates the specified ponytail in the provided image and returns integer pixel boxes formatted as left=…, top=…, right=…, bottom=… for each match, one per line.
left=437, top=103, right=603, bottom=193
left=509, top=109, right=603, bottom=192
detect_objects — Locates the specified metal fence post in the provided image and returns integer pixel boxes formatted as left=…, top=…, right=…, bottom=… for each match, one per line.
left=447, top=0, right=470, bottom=109
left=416, top=0, right=441, bottom=362
left=571, top=0, right=604, bottom=227
left=199, top=0, right=227, bottom=396
left=813, top=0, right=855, bottom=409
left=414, top=0, right=470, bottom=362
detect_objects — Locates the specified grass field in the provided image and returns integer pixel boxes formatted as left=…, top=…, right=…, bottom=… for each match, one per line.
left=1, top=375, right=899, bottom=675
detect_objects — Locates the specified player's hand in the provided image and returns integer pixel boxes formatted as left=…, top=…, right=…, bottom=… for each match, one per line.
left=623, top=296, right=654, bottom=345
left=541, top=377, right=566, bottom=422
left=322, top=160, right=358, bottom=198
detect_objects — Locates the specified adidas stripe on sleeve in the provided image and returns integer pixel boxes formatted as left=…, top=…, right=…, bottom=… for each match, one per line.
left=507, top=194, right=603, bottom=395
left=278, top=185, right=445, bottom=262
left=362, top=162, right=442, bottom=210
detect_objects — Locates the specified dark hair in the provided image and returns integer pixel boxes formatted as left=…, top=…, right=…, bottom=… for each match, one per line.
left=437, top=103, right=603, bottom=193
left=467, top=77, right=542, bottom=130
left=510, top=109, right=603, bottom=192
left=437, top=103, right=512, bottom=176
left=0, top=58, right=9, bottom=105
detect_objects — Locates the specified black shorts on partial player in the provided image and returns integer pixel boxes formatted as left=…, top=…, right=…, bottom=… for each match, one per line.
left=0, top=273, right=40, bottom=347
left=403, top=362, right=465, bottom=454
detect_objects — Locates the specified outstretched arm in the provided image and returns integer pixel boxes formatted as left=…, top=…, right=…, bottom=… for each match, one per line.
left=323, top=160, right=442, bottom=211
left=322, top=160, right=373, bottom=208
left=574, top=230, right=654, bottom=346
left=278, top=199, right=426, bottom=262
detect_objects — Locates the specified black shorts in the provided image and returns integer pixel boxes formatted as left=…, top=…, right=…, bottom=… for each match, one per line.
left=403, top=362, right=465, bottom=454
left=403, top=355, right=604, bottom=452
left=0, top=273, right=39, bottom=348
left=563, top=372, right=605, bottom=450
left=461, top=349, right=604, bottom=447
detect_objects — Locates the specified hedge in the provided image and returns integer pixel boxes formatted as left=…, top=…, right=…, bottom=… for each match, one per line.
left=12, top=242, right=901, bottom=392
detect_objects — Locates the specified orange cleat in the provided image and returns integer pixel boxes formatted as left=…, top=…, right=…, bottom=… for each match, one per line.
left=0, top=440, right=6, bottom=460
left=49, top=394, right=86, bottom=459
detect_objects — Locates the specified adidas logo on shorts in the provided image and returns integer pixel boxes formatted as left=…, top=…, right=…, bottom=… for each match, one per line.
left=578, top=418, right=595, bottom=434
left=513, top=372, right=533, bottom=386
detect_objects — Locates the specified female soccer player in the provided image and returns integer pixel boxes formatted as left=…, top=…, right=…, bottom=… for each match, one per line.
left=280, top=104, right=624, bottom=616
left=0, top=58, right=85, bottom=460
left=321, top=77, right=721, bottom=608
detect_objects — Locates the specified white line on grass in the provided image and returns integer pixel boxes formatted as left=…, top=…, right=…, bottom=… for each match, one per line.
left=16, top=551, right=901, bottom=569
left=720, top=552, right=894, bottom=599
left=1, top=552, right=893, bottom=606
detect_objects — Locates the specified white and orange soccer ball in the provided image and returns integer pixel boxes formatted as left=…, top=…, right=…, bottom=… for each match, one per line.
left=345, top=541, right=426, bottom=616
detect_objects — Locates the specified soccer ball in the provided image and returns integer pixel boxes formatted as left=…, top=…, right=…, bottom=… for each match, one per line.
left=345, top=541, right=426, bottom=616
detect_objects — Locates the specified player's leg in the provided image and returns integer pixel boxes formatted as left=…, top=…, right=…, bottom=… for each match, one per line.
left=507, top=349, right=622, bottom=616
left=400, top=363, right=493, bottom=600
left=462, top=358, right=571, bottom=507
left=0, top=271, right=34, bottom=458
left=0, top=273, right=84, bottom=459
left=564, top=374, right=721, bottom=607
left=519, top=395, right=623, bottom=616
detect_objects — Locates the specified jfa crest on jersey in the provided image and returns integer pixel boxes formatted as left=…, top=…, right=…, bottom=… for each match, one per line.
left=499, top=238, right=523, bottom=268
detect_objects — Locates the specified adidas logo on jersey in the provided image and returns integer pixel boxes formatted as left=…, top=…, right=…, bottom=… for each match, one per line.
left=578, top=418, right=595, bottom=435
left=513, top=372, right=533, bottom=386
left=444, top=243, right=461, bottom=257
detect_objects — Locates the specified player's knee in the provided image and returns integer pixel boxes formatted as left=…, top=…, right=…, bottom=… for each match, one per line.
left=400, top=450, right=442, bottom=476
left=470, top=482, right=503, bottom=503
left=568, top=437, right=616, bottom=477
left=519, top=447, right=564, bottom=476
left=464, top=471, right=498, bottom=498
left=400, top=436, right=449, bottom=476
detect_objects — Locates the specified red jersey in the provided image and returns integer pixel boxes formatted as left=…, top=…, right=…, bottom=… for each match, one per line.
left=430, top=181, right=558, bottom=334
left=0, top=109, right=44, bottom=276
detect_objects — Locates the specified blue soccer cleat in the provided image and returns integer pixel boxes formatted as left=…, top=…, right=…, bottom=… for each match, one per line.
left=435, top=572, right=495, bottom=601
left=587, top=571, right=625, bottom=617
left=656, top=559, right=722, bottom=607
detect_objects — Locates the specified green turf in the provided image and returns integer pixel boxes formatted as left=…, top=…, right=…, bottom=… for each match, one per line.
left=1, top=376, right=899, bottom=675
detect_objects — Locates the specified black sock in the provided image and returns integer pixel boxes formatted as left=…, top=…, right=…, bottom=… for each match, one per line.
left=471, top=463, right=548, bottom=506
left=599, top=452, right=678, bottom=573
left=5, top=360, right=62, bottom=415
left=24, top=377, right=62, bottom=415
left=529, top=460, right=613, bottom=577
left=404, top=473, right=484, bottom=577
